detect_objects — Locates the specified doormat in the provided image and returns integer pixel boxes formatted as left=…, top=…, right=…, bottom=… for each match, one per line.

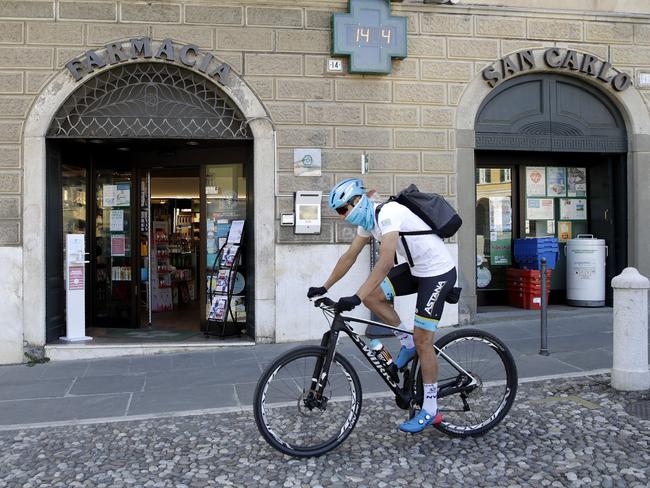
left=103, top=329, right=202, bottom=341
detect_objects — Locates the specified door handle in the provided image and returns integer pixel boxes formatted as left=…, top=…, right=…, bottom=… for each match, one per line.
left=604, top=209, right=609, bottom=221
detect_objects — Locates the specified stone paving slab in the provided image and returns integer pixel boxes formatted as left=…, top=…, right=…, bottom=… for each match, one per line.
left=69, top=374, right=146, bottom=395
left=128, top=383, right=239, bottom=416
left=0, top=374, right=648, bottom=487
left=0, top=378, right=73, bottom=401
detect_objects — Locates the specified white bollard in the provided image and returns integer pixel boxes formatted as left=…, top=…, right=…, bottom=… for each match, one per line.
left=611, top=267, right=650, bottom=391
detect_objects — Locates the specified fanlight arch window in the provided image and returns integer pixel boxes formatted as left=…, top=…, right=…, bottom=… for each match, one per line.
left=47, top=62, right=251, bottom=139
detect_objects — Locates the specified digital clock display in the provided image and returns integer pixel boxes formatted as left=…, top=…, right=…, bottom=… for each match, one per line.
left=332, top=0, right=407, bottom=74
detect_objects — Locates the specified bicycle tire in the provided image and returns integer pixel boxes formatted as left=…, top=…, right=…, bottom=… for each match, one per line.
left=414, top=328, right=517, bottom=438
left=253, top=346, right=362, bottom=457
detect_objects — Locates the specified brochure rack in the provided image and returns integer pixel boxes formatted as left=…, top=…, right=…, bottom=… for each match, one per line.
left=205, top=220, right=245, bottom=337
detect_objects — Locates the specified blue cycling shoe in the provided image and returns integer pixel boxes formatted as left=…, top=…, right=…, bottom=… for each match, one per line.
left=399, top=409, right=443, bottom=433
left=395, top=346, right=417, bottom=369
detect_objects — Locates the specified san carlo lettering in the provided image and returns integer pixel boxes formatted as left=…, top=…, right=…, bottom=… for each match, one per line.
left=482, top=48, right=631, bottom=92
left=65, top=37, right=231, bottom=85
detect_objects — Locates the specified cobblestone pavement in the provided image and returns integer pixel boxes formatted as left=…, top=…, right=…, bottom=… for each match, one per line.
left=0, top=374, right=648, bottom=488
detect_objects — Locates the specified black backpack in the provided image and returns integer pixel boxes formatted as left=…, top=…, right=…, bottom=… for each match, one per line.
left=375, top=184, right=462, bottom=266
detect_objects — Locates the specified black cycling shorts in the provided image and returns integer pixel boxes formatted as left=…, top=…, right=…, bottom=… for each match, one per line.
left=380, top=263, right=457, bottom=332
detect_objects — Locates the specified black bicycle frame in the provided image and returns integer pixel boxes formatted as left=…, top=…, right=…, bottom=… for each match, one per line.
left=308, top=312, right=478, bottom=406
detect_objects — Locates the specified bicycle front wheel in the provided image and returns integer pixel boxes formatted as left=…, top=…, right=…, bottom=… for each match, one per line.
left=253, top=346, right=362, bottom=458
left=416, top=328, right=518, bottom=438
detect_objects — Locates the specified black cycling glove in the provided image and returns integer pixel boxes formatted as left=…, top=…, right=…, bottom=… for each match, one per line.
left=336, top=294, right=361, bottom=312
left=307, top=286, right=328, bottom=299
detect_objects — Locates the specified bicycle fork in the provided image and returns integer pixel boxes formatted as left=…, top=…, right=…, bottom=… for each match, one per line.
left=304, top=329, right=340, bottom=410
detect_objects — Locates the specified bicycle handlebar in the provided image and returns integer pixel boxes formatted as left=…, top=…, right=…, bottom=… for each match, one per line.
left=314, top=297, right=337, bottom=309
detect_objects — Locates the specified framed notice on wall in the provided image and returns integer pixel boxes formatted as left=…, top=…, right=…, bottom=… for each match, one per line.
left=559, top=198, right=587, bottom=220
left=567, top=167, right=587, bottom=197
left=525, top=167, right=546, bottom=196
left=558, top=221, right=572, bottom=242
left=526, top=198, right=554, bottom=220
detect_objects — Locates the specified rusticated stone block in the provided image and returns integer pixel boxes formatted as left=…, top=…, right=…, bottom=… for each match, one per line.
left=214, top=51, right=242, bottom=73
left=527, top=19, right=582, bottom=41
left=217, top=28, right=274, bottom=52
left=335, top=80, right=391, bottom=102
left=395, top=129, right=446, bottom=150
left=246, top=77, right=274, bottom=99
left=185, top=5, right=242, bottom=25
left=247, top=7, right=302, bottom=28
left=87, top=24, right=147, bottom=45
left=421, top=14, right=471, bottom=36
left=277, top=126, right=332, bottom=147
left=422, top=107, right=455, bottom=127
left=59, top=1, right=117, bottom=21
left=306, top=102, right=363, bottom=125
left=279, top=221, right=333, bottom=243
left=448, top=38, right=498, bottom=60
left=611, top=45, right=650, bottom=66
left=245, top=54, right=302, bottom=76
left=421, top=60, right=472, bottom=82
left=336, top=128, right=391, bottom=148
left=0, top=196, right=20, bottom=219
left=366, top=105, right=418, bottom=127
left=266, top=102, right=303, bottom=124
left=408, top=37, right=445, bottom=58
left=121, top=2, right=180, bottom=23
left=0, top=170, right=21, bottom=193
left=0, top=47, right=53, bottom=68
left=364, top=151, right=419, bottom=172
left=276, top=78, right=332, bottom=100
left=501, top=39, right=547, bottom=55
left=0, top=22, right=23, bottom=43
left=394, top=82, right=445, bottom=105
left=151, top=25, right=214, bottom=49
left=335, top=220, right=359, bottom=244
left=0, top=220, right=20, bottom=245
left=405, top=12, right=418, bottom=34
left=0, top=97, right=32, bottom=117
left=0, top=73, right=23, bottom=94
left=26, top=71, right=54, bottom=93
left=0, top=145, right=19, bottom=168
left=586, top=22, right=633, bottom=43
left=56, top=48, right=83, bottom=68
left=277, top=173, right=333, bottom=194
left=561, top=43, right=608, bottom=60
left=0, top=1, right=52, bottom=19
left=635, top=24, right=650, bottom=45
left=27, top=22, right=83, bottom=45
left=386, top=59, right=418, bottom=80
left=449, top=174, right=456, bottom=196
left=476, top=16, right=525, bottom=39
left=396, top=175, right=447, bottom=195
left=423, top=151, right=455, bottom=172
left=348, top=173, right=393, bottom=195
left=306, top=10, right=333, bottom=30
left=448, top=84, right=466, bottom=105
left=0, top=121, right=22, bottom=142
left=277, top=30, right=330, bottom=54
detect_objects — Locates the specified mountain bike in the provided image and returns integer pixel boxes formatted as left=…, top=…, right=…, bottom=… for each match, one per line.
left=253, top=297, right=518, bottom=458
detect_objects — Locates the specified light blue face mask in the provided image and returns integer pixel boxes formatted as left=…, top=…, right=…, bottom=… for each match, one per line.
left=345, top=194, right=375, bottom=232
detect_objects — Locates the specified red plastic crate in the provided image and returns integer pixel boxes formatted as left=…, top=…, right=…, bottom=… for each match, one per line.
left=507, top=289, right=550, bottom=310
left=506, top=268, right=552, bottom=285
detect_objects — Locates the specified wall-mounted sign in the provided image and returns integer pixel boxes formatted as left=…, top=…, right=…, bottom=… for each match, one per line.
left=65, top=37, right=231, bottom=86
left=294, top=149, right=322, bottom=177
left=482, top=48, right=631, bottom=92
left=332, top=0, right=407, bottom=74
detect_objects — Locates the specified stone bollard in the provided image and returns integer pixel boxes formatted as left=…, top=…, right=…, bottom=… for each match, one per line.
left=611, top=267, right=650, bottom=391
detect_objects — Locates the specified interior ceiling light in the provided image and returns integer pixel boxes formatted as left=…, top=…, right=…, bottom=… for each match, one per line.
left=89, top=139, right=104, bottom=144
left=186, top=141, right=200, bottom=146
left=116, top=147, right=130, bottom=152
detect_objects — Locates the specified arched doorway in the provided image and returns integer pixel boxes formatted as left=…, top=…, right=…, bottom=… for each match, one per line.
left=473, top=73, right=627, bottom=306
left=22, top=43, right=276, bottom=350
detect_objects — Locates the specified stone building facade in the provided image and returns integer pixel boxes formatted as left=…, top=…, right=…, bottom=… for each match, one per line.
left=1, top=0, right=650, bottom=364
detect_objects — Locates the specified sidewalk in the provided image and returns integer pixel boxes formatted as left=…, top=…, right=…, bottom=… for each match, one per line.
left=0, top=305, right=644, bottom=429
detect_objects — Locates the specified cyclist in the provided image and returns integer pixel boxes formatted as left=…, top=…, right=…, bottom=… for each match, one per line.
left=308, top=178, right=458, bottom=433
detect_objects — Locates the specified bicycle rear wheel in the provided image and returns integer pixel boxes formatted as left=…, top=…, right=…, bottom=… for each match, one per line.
left=253, top=346, right=362, bottom=457
left=415, top=328, right=517, bottom=437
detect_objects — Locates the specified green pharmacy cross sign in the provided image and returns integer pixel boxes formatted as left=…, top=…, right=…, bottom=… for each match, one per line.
left=332, top=0, right=407, bottom=74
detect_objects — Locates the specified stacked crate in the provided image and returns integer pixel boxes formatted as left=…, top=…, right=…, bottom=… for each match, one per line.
left=513, top=237, right=559, bottom=270
left=506, top=268, right=552, bottom=310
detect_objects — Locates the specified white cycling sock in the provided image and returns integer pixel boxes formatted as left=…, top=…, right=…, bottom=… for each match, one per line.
left=422, top=383, right=438, bottom=414
left=393, top=323, right=415, bottom=349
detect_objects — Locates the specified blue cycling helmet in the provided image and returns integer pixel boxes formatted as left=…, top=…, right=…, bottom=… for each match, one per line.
left=328, top=178, right=366, bottom=210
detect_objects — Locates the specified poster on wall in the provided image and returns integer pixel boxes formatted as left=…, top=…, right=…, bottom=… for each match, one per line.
left=526, top=198, right=554, bottom=220
left=488, top=196, right=512, bottom=265
left=102, top=183, right=130, bottom=207
left=111, top=234, right=126, bottom=256
left=567, top=167, right=587, bottom=197
left=110, top=209, right=124, bottom=232
left=525, top=167, right=546, bottom=196
left=558, top=221, right=572, bottom=242
left=546, top=167, right=566, bottom=197
left=559, top=198, right=587, bottom=220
